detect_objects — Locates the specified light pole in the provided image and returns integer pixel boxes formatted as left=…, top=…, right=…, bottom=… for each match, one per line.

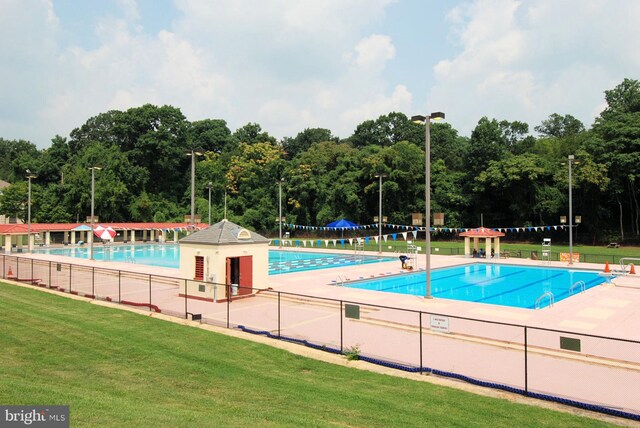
left=207, top=182, right=212, bottom=225
left=375, top=173, right=387, bottom=254
left=186, top=149, right=203, bottom=225
left=26, top=170, right=37, bottom=252
left=88, top=166, right=102, bottom=260
left=567, top=155, right=579, bottom=265
left=411, top=112, right=445, bottom=299
left=277, top=178, right=285, bottom=247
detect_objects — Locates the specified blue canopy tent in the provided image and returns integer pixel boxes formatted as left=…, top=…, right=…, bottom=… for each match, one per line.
left=326, top=219, right=358, bottom=228
left=326, top=219, right=358, bottom=239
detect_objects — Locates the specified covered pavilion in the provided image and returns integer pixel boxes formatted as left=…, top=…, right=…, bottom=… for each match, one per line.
left=459, top=227, right=506, bottom=258
left=0, top=222, right=209, bottom=253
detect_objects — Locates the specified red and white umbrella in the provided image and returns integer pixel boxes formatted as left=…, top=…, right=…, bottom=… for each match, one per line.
left=93, top=225, right=116, bottom=240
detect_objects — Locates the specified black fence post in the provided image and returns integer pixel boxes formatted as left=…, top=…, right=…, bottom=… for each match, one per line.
left=524, top=326, right=528, bottom=395
left=340, top=300, right=343, bottom=353
left=2, top=255, right=4, bottom=279
left=31, top=258, right=33, bottom=280
left=184, top=279, right=188, bottom=319
left=226, top=288, right=230, bottom=328
left=277, top=292, right=281, bottom=338
left=118, top=270, right=121, bottom=303
left=148, top=275, right=152, bottom=309
left=69, top=264, right=72, bottom=294
left=48, top=261, right=51, bottom=288
left=419, top=312, right=423, bottom=374
left=92, top=267, right=95, bottom=298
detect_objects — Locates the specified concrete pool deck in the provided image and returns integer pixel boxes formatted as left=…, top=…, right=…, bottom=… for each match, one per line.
left=11, top=247, right=640, bottom=341
left=264, top=249, right=640, bottom=340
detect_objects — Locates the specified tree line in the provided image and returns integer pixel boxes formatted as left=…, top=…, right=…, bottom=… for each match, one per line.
left=0, top=78, right=638, bottom=244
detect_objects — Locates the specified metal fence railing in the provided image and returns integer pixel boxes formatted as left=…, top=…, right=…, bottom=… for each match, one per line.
left=269, top=243, right=634, bottom=264
left=2, top=254, right=639, bottom=421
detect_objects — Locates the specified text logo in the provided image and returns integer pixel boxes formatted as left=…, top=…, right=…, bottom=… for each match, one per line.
left=1, top=406, right=69, bottom=427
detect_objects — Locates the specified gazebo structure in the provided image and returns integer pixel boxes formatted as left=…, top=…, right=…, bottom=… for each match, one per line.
left=459, top=227, right=506, bottom=258
left=179, top=219, right=269, bottom=302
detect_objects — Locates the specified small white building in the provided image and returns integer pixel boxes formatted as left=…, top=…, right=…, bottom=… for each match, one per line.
left=179, top=219, right=269, bottom=302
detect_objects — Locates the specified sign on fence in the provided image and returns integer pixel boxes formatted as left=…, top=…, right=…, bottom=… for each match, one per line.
left=560, top=252, right=580, bottom=263
left=430, top=315, right=450, bottom=333
left=345, top=304, right=360, bottom=319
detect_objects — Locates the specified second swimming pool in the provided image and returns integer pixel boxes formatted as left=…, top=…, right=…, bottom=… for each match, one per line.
left=345, top=263, right=608, bottom=309
left=33, top=245, right=392, bottom=275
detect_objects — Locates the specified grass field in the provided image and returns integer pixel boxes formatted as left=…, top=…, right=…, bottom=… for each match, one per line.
left=0, top=282, right=620, bottom=427
left=272, top=237, right=640, bottom=259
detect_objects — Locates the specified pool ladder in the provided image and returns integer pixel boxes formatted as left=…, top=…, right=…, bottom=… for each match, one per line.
left=334, top=274, right=346, bottom=286
left=569, top=280, right=586, bottom=295
left=534, top=291, right=554, bottom=309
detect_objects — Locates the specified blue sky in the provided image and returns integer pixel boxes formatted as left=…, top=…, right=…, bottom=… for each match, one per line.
left=1, top=0, right=638, bottom=148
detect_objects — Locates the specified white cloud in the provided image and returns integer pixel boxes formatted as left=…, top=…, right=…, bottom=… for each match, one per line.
left=352, top=34, right=396, bottom=71
left=1, top=0, right=409, bottom=146
left=429, top=0, right=640, bottom=136
left=342, top=84, right=412, bottom=125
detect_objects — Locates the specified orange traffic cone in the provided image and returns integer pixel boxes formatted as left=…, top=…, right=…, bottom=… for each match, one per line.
left=7, top=266, right=13, bottom=277
left=630, top=264, right=636, bottom=275
left=604, top=261, right=611, bottom=273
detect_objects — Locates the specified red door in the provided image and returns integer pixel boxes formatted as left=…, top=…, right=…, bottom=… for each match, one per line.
left=238, top=256, right=253, bottom=296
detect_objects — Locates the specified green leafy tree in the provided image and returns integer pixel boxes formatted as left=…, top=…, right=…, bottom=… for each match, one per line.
left=188, top=119, right=234, bottom=154
left=0, top=181, right=28, bottom=221
left=282, top=128, right=337, bottom=159
left=349, top=112, right=421, bottom=148
left=233, top=123, right=276, bottom=146
left=589, top=78, right=640, bottom=240
left=535, top=113, right=585, bottom=138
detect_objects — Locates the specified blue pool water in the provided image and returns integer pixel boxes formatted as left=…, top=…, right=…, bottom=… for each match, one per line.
left=33, top=245, right=392, bottom=275
left=268, top=250, right=392, bottom=274
left=345, top=263, right=607, bottom=309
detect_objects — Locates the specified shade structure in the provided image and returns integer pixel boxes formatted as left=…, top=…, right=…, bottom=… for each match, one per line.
left=93, top=225, right=116, bottom=240
left=326, top=219, right=358, bottom=229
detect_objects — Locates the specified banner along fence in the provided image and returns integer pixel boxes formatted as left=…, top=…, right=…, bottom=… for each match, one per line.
left=2, top=254, right=639, bottom=421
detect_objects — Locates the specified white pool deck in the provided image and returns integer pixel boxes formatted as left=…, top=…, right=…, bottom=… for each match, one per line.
left=6, top=248, right=640, bottom=419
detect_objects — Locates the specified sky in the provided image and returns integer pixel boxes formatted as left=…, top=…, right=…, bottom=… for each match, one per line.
left=1, top=0, right=639, bottom=149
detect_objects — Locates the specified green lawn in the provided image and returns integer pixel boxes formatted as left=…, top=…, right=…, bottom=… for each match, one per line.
left=273, top=237, right=640, bottom=259
left=0, top=283, right=618, bottom=427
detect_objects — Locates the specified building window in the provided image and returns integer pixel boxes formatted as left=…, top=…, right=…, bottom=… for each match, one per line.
left=195, top=256, right=204, bottom=281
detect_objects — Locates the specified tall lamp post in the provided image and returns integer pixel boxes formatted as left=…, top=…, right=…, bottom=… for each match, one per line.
left=88, top=166, right=102, bottom=261
left=566, top=155, right=579, bottom=265
left=207, top=182, right=212, bottom=225
left=277, top=178, right=285, bottom=247
left=187, top=149, right=203, bottom=226
left=411, top=112, right=445, bottom=299
left=26, top=170, right=37, bottom=252
left=374, top=173, right=387, bottom=254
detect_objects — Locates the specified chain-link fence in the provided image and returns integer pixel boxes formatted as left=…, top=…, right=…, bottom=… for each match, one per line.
left=2, top=254, right=638, bottom=421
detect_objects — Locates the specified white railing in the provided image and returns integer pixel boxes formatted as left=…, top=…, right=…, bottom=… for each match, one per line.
left=535, top=291, right=554, bottom=309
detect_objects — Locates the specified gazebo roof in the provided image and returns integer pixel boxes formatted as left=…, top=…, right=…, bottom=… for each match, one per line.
left=179, top=219, right=269, bottom=245
left=459, top=227, right=505, bottom=238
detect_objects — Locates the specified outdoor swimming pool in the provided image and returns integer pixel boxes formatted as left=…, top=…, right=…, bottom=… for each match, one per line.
left=33, top=245, right=392, bottom=275
left=345, top=263, right=608, bottom=309
left=268, top=250, right=392, bottom=274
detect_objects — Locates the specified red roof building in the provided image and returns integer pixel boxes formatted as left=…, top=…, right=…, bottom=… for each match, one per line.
left=1, top=222, right=209, bottom=252
left=459, top=227, right=506, bottom=258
